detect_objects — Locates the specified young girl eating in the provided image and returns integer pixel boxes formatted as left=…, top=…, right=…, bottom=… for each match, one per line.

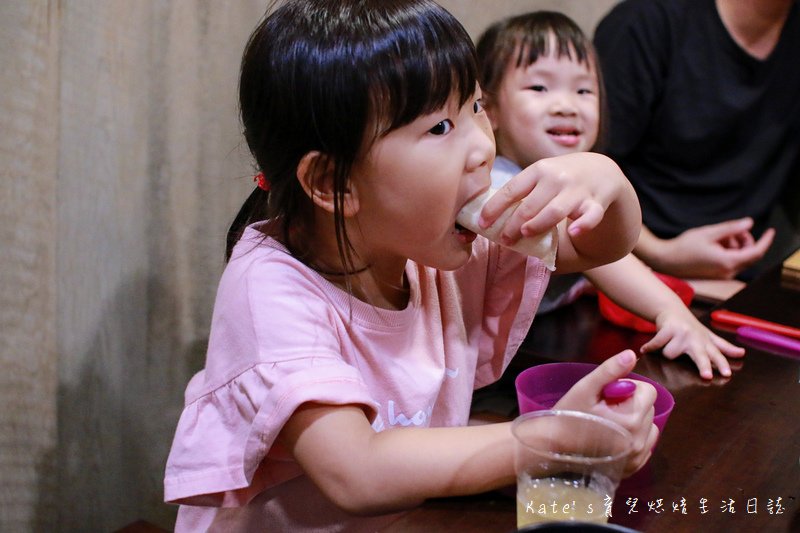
left=476, top=11, right=745, bottom=380
left=164, top=2, right=657, bottom=530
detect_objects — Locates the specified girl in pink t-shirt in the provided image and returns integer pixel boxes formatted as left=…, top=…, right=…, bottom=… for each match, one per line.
left=164, top=1, right=658, bottom=530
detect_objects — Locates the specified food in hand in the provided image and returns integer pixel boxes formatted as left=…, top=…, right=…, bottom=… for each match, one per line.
left=457, top=188, right=558, bottom=270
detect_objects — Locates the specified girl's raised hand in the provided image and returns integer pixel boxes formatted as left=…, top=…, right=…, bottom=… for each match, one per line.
left=479, top=153, right=633, bottom=241
left=479, top=152, right=641, bottom=272
left=554, top=350, right=659, bottom=476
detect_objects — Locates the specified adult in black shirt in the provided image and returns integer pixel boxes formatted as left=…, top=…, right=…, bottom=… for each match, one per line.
left=594, top=0, right=800, bottom=279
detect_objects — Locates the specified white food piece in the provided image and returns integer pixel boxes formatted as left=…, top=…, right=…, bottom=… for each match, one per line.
left=457, top=188, right=558, bottom=271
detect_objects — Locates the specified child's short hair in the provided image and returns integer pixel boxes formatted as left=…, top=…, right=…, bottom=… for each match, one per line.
left=229, top=0, right=478, bottom=270
left=476, top=11, right=607, bottom=150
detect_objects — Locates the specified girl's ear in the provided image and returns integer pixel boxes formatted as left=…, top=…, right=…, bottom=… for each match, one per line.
left=296, top=151, right=359, bottom=217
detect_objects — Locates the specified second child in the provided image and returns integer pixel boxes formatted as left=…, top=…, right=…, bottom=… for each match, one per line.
left=476, top=11, right=745, bottom=379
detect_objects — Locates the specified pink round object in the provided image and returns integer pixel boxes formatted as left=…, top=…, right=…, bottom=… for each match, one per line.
left=602, top=379, right=637, bottom=402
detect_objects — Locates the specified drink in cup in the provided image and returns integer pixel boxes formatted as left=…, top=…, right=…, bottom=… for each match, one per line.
left=511, top=410, right=632, bottom=527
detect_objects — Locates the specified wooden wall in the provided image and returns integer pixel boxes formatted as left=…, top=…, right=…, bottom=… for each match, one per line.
left=0, top=1, right=617, bottom=530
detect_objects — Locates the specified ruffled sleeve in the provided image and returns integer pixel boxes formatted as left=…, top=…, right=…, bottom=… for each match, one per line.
left=164, top=358, right=379, bottom=506
left=164, top=240, right=380, bottom=506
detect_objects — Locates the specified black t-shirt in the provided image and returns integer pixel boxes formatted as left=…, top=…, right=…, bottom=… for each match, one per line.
left=594, top=0, right=800, bottom=239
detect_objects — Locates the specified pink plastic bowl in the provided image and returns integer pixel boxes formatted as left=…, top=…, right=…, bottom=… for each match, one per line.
left=597, top=272, right=694, bottom=333
left=515, top=362, right=674, bottom=434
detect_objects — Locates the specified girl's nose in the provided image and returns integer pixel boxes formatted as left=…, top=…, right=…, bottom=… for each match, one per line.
left=549, top=93, right=578, bottom=116
left=465, top=115, right=495, bottom=173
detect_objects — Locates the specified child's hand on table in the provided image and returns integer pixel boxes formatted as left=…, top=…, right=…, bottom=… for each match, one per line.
left=642, top=306, right=745, bottom=380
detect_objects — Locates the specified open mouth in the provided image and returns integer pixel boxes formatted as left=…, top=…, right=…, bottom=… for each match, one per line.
left=454, top=187, right=491, bottom=244
left=546, top=126, right=582, bottom=146
left=547, top=126, right=581, bottom=137
left=454, top=222, right=477, bottom=243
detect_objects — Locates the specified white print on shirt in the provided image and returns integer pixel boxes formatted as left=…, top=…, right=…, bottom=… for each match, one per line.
left=369, top=367, right=459, bottom=432
left=388, top=401, right=433, bottom=427
left=371, top=413, right=385, bottom=432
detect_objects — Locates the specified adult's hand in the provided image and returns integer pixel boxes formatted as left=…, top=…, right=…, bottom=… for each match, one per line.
left=635, top=219, right=774, bottom=279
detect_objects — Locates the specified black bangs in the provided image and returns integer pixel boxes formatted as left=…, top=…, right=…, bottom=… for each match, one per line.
left=513, top=13, right=592, bottom=68
left=363, top=1, right=478, bottom=135
left=246, top=0, right=477, bottom=160
left=234, top=0, right=478, bottom=267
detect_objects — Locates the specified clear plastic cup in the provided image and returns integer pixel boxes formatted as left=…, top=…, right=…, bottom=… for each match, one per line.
left=511, top=410, right=632, bottom=528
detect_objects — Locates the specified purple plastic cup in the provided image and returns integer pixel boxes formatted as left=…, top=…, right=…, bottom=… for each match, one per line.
left=515, top=362, right=674, bottom=434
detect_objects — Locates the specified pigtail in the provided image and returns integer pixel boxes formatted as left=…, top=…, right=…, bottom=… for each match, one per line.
left=225, top=186, right=270, bottom=261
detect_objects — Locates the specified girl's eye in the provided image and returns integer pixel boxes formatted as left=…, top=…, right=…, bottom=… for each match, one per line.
left=578, top=88, right=594, bottom=95
left=528, top=84, right=547, bottom=92
left=473, top=99, right=484, bottom=113
left=429, top=119, right=453, bottom=136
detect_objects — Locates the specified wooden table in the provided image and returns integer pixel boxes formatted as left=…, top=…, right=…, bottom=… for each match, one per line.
left=382, top=266, right=800, bottom=532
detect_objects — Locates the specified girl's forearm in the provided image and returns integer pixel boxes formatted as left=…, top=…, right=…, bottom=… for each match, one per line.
left=362, top=422, right=516, bottom=510
left=585, top=254, right=688, bottom=321
left=280, top=403, right=515, bottom=516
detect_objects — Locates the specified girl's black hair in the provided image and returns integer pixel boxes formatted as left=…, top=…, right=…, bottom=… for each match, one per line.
left=228, top=0, right=478, bottom=269
left=476, top=11, right=608, bottom=151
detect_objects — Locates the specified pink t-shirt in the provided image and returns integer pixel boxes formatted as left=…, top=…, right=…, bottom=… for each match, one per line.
left=164, top=224, right=551, bottom=531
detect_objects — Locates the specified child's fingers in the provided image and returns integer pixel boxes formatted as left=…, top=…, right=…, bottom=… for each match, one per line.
left=557, top=350, right=658, bottom=467
left=686, top=348, right=716, bottom=380
left=707, top=348, right=732, bottom=378
left=625, top=422, right=658, bottom=476
left=503, top=193, right=563, bottom=242
left=609, top=395, right=656, bottom=477
left=570, top=349, right=638, bottom=397
left=556, top=350, right=639, bottom=412
left=498, top=173, right=584, bottom=240
left=639, top=328, right=672, bottom=354
left=511, top=190, right=602, bottom=242
left=644, top=321, right=742, bottom=379
left=659, top=335, right=695, bottom=361
left=711, top=333, right=746, bottom=358
left=561, top=201, right=604, bottom=238
left=584, top=388, right=656, bottom=475
left=657, top=333, right=715, bottom=377
left=478, top=170, right=540, bottom=229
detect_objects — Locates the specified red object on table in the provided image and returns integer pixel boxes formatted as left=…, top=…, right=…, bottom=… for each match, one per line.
left=711, top=309, right=800, bottom=340
left=597, top=272, right=694, bottom=333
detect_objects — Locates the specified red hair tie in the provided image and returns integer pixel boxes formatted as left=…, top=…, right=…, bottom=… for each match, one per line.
left=254, top=172, right=270, bottom=191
